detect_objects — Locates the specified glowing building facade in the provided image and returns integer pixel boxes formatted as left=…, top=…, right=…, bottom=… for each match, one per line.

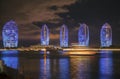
left=100, top=23, right=112, bottom=47
left=60, top=24, right=68, bottom=47
left=41, top=24, right=49, bottom=46
left=78, top=23, right=89, bottom=46
left=2, top=20, right=18, bottom=47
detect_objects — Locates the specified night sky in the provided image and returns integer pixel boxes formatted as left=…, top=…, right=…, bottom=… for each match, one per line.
left=0, top=0, right=120, bottom=47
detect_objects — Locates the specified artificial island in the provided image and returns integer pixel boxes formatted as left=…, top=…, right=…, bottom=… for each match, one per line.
left=1, top=20, right=120, bottom=55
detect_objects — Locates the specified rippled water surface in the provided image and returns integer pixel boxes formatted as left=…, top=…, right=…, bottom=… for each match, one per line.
left=0, top=50, right=120, bottom=79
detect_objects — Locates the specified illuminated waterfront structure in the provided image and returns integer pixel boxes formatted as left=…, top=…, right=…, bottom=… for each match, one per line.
left=41, top=24, right=49, bottom=46
left=100, top=23, right=112, bottom=47
left=78, top=23, right=89, bottom=46
left=60, top=24, right=68, bottom=47
left=2, top=20, right=18, bottom=47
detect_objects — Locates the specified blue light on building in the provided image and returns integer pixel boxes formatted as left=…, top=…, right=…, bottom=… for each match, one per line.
left=100, top=23, right=112, bottom=47
left=41, top=24, right=49, bottom=46
left=2, top=20, right=18, bottom=48
left=78, top=23, right=89, bottom=46
left=60, top=24, right=68, bottom=47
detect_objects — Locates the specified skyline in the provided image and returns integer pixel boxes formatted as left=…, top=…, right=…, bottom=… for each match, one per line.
left=0, top=21, right=115, bottom=48
left=0, top=0, right=120, bottom=47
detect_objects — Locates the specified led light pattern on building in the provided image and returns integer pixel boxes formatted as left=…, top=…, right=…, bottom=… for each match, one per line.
left=60, top=24, right=68, bottom=47
left=2, top=20, right=18, bottom=47
left=78, top=23, right=89, bottom=46
left=100, top=23, right=112, bottom=47
left=41, top=24, right=49, bottom=46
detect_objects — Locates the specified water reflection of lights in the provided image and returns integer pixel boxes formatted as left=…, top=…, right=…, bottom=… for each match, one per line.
left=99, top=50, right=113, bottom=79
left=63, top=48, right=120, bottom=51
left=39, top=51, right=70, bottom=79
left=59, top=58, right=70, bottom=79
left=70, top=56, right=92, bottom=79
left=44, top=51, right=47, bottom=79
left=39, top=51, right=50, bottom=79
left=1, top=50, right=19, bottom=69
left=65, top=51, right=96, bottom=55
left=41, top=48, right=46, bottom=51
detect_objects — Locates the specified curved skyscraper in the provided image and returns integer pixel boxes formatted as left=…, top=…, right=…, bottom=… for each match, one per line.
left=60, top=24, right=68, bottom=47
left=78, top=23, right=89, bottom=46
left=2, top=20, right=18, bottom=48
left=100, top=23, right=112, bottom=47
left=41, top=24, right=49, bottom=46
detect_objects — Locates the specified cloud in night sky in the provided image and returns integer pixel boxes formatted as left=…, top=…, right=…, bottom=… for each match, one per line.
left=0, top=0, right=120, bottom=47
left=0, top=0, right=77, bottom=24
left=0, top=0, right=78, bottom=46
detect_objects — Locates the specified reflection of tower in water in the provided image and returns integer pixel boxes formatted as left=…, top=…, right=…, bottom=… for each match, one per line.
left=1, top=50, right=19, bottom=69
left=70, top=55, right=92, bottom=79
left=99, top=50, right=113, bottom=79
left=43, top=51, right=47, bottom=79
left=39, top=51, right=50, bottom=79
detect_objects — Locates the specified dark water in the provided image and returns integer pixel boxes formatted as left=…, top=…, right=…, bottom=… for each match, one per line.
left=0, top=50, right=120, bottom=79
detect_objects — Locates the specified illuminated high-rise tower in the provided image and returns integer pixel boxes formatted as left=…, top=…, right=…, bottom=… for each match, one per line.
left=41, top=24, right=49, bottom=46
left=2, top=20, right=18, bottom=48
left=78, top=23, right=89, bottom=46
left=60, top=24, right=68, bottom=47
left=100, top=23, right=112, bottom=47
